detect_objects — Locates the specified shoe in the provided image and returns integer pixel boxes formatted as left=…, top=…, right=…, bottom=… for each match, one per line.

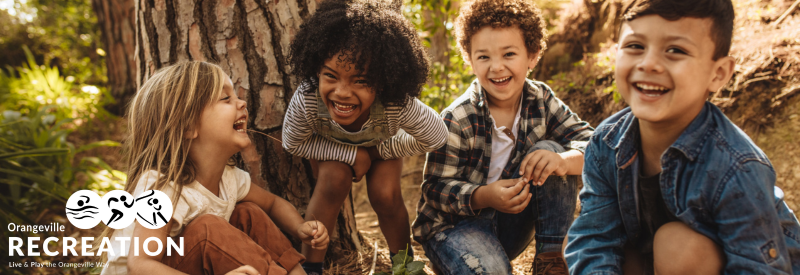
left=531, top=251, right=568, bottom=275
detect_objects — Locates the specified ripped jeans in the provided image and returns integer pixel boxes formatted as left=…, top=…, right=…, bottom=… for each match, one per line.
left=421, top=141, right=579, bottom=274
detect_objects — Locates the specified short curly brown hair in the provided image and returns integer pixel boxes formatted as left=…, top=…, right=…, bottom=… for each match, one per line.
left=455, top=0, right=547, bottom=61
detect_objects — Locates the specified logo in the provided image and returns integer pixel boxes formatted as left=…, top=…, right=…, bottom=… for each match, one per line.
left=134, top=190, right=173, bottom=229
left=65, top=190, right=103, bottom=229
left=8, top=190, right=183, bottom=258
left=66, top=189, right=173, bottom=229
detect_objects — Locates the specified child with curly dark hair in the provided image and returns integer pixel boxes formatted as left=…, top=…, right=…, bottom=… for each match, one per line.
left=282, top=0, right=447, bottom=274
left=411, top=0, right=594, bottom=274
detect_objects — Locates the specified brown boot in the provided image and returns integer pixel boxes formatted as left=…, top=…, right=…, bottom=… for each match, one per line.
left=531, top=251, right=568, bottom=275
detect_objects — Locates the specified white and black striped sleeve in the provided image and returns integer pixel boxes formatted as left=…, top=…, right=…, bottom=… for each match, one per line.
left=281, top=88, right=358, bottom=165
left=377, top=98, right=448, bottom=160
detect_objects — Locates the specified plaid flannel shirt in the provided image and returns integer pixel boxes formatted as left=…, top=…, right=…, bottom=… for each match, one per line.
left=412, top=79, right=595, bottom=242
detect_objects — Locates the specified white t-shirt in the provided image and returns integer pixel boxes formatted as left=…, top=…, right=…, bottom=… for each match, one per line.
left=101, top=166, right=252, bottom=275
left=486, top=98, right=523, bottom=184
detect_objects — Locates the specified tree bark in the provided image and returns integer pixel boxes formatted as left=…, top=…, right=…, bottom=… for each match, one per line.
left=92, top=0, right=138, bottom=116
left=134, top=0, right=365, bottom=266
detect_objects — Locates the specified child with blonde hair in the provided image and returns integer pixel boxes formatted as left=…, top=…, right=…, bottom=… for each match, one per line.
left=100, top=61, right=328, bottom=275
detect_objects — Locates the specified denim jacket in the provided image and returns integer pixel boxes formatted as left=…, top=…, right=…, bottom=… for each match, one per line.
left=565, top=102, right=800, bottom=274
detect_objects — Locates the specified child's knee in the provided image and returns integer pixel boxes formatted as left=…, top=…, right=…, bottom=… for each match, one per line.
left=653, top=222, right=723, bottom=275
left=231, top=202, right=266, bottom=222
left=233, top=202, right=261, bottom=215
left=316, top=162, right=353, bottom=194
left=370, top=188, right=404, bottom=215
left=183, top=215, right=229, bottom=241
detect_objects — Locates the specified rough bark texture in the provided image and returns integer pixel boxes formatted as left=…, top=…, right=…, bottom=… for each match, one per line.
left=93, top=0, right=138, bottom=116
left=134, top=0, right=365, bottom=263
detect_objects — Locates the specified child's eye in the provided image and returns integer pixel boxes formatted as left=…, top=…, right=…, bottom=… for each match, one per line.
left=624, top=43, right=644, bottom=50
left=220, top=96, right=231, bottom=101
left=323, top=73, right=336, bottom=79
left=504, top=52, right=516, bottom=57
left=666, top=47, right=687, bottom=54
left=477, top=55, right=488, bottom=60
left=355, top=79, right=368, bottom=85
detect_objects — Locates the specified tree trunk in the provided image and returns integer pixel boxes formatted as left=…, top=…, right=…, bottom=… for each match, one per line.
left=134, top=0, right=365, bottom=266
left=92, top=0, right=138, bottom=116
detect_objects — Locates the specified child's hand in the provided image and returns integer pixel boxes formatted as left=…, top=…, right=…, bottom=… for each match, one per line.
left=520, top=150, right=569, bottom=186
left=482, top=178, right=531, bottom=214
left=225, top=265, right=259, bottom=275
left=352, top=147, right=372, bottom=181
left=297, top=220, right=329, bottom=250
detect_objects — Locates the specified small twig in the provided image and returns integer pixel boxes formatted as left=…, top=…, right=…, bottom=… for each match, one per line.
left=246, top=129, right=282, bottom=143
left=368, top=240, right=378, bottom=275
left=774, top=0, right=800, bottom=26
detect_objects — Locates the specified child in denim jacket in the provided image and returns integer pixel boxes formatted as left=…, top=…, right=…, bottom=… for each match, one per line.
left=282, top=1, right=447, bottom=274
left=411, top=0, right=594, bottom=274
left=566, top=0, right=800, bottom=274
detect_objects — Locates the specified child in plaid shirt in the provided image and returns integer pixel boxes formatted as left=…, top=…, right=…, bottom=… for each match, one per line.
left=411, top=0, right=593, bottom=274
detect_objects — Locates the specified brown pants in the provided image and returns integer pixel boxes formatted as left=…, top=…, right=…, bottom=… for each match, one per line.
left=161, top=202, right=305, bottom=275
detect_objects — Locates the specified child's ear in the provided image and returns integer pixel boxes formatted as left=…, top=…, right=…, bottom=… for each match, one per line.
left=186, top=128, right=198, bottom=140
left=707, top=56, right=735, bottom=93
left=527, top=52, right=541, bottom=71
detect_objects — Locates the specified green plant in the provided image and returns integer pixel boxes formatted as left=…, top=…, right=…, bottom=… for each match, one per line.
left=374, top=248, right=425, bottom=275
left=2, top=45, right=112, bottom=122
left=404, top=0, right=473, bottom=112
left=0, top=106, right=123, bottom=226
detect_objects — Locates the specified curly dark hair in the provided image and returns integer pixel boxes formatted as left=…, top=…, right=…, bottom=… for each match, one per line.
left=289, top=0, right=430, bottom=106
left=455, top=0, right=547, bottom=60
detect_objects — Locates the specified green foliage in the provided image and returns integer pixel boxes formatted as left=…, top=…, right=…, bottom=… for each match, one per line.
left=404, top=0, right=472, bottom=111
left=0, top=106, right=124, bottom=225
left=0, top=0, right=105, bottom=85
left=0, top=44, right=123, bottom=237
left=1, top=45, right=112, bottom=123
left=375, top=249, right=425, bottom=275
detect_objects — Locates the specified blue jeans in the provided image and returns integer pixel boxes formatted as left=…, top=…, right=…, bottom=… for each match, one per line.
left=422, top=141, right=578, bottom=274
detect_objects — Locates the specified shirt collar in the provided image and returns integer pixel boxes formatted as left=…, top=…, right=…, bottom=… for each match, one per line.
left=604, top=102, right=714, bottom=165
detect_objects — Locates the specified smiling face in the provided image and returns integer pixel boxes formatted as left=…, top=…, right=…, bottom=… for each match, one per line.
left=318, top=52, right=376, bottom=131
left=616, top=15, right=734, bottom=126
left=468, top=26, right=539, bottom=105
left=193, top=76, right=250, bottom=155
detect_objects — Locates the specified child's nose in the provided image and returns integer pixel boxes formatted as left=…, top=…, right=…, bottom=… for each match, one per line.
left=237, top=98, right=247, bottom=109
left=637, top=50, right=665, bottom=73
left=489, top=60, right=505, bottom=73
left=334, top=84, right=353, bottom=98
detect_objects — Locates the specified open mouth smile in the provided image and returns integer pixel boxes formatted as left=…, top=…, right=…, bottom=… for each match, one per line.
left=490, top=76, right=511, bottom=85
left=634, top=82, right=671, bottom=98
left=331, top=101, right=356, bottom=114
left=233, top=117, right=247, bottom=132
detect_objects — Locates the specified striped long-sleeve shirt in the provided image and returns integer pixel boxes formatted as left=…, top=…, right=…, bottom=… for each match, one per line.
left=411, top=79, right=595, bottom=242
left=282, top=81, right=448, bottom=165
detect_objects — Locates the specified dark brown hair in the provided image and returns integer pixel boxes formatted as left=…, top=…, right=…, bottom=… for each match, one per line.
left=622, top=0, right=735, bottom=60
left=454, top=0, right=547, bottom=60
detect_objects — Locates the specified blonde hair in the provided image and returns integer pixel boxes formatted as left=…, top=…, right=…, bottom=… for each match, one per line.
left=96, top=61, right=228, bottom=259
